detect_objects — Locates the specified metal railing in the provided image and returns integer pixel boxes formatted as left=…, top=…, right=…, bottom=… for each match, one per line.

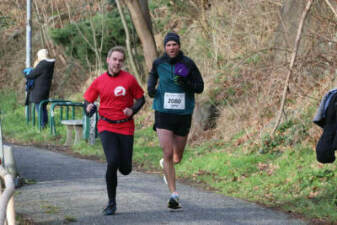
left=25, top=99, right=72, bottom=129
left=25, top=99, right=98, bottom=143
left=49, top=101, right=84, bottom=135
left=37, top=99, right=72, bottom=131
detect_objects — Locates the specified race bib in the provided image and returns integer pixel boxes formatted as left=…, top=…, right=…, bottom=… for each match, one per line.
left=164, top=92, right=185, bottom=110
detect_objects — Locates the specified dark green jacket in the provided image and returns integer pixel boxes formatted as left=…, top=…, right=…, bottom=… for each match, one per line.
left=147, top=51, right=204, bottom=115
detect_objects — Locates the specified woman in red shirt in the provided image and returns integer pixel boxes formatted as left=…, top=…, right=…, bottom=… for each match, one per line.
left=84, top=46, right=145, bottom=216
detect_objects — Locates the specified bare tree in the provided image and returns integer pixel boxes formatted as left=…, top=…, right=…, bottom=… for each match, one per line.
left=272, top=0, right=307, bottom=63
left=123, top=0, right=158, bottom=72
left=65, top=0, right=106, bottom=73
left=271, top=0, right=313, bottom=135
left=324, top=0, right=337, bottom=18
left=115, top=0, right=143, bottom=87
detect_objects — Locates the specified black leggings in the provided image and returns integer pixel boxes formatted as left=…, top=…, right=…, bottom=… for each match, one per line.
left=99, top=131, right=134, bottom=204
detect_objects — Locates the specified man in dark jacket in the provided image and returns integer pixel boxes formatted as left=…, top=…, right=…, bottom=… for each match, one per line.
left=147, top=32, right=204, bottom=209
left=24, top=49, right=55, bottom=128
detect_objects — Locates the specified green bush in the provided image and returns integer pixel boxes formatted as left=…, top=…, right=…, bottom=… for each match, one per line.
left=0, top=12, right=14, bottom=31
left=49, top=10, right=135, bottom=68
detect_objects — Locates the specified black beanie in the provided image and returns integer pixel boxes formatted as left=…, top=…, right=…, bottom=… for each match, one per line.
left=164, top=32, right=180, bottom=47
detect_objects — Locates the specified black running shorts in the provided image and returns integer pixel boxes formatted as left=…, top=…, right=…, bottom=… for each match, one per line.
left=154, top=111, right=192, bottom=137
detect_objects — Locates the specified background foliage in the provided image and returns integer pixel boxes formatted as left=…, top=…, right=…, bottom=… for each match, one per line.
left=49, top=9, right=135, bottom=69
left=0, top=0, right=337, bottom=223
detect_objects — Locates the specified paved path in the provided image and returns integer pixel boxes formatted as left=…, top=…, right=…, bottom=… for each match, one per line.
left=12, top=145, right=307, bottom=225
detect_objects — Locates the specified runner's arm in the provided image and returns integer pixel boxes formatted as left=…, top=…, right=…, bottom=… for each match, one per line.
left=83, top=100, right=97, bottom=117
left=131, top=96, right=145, bottom=115
left=147, top=62, right=159, bottom=98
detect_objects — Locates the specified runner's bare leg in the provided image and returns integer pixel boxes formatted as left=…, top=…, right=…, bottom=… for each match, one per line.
left=157, top=128, right=176, bottom=193
left=173, top=135, right=188, bottom=164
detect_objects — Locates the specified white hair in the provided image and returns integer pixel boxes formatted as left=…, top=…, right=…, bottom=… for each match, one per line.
left=37, top=49, right=49, bottom=61
left=33, top=49, right=55, bottom=67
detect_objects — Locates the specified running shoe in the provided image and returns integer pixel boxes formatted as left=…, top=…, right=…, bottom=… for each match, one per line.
left=160, top=158, right=164, bottom=168
left=103, top=203, right=116, bottom=216
left=159, top=158, right=168, bottom=184
left=168, top=194, right=181, bottom=209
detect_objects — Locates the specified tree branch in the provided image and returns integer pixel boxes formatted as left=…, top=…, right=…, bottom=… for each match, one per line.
left=116, top=0, right=143, bottom=87
left=271, top=0, right=313, bottom=136
left=324, top=0, right=337, bottom=19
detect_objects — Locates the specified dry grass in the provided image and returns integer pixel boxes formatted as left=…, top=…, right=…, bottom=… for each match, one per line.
left=0, top=0, right=102, bottom=99
left=180, top=0, right=282, bottom=141
left=179, top=0, right=337, bottom=144
left=143, top=0, right=337, bottom=145
left=0, top=0, right=336, bottom=145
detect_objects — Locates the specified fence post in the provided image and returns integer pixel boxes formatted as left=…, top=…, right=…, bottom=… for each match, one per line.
left=25, top=104, right=31, bottom=124
left=6, top=196, right=15, bottom=225
left=32, top=103, right=36, bottom=126
left=83, top=115, right=89, bottom=140
left=89, top=112, right=97, bottom=145
left=3, top=146, right=17, bottom=178
left=0, top=125, right=3, bottom=166
left=50, top=106, right=55, bottom=135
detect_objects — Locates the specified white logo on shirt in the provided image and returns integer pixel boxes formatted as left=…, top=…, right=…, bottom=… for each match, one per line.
left=114, top=86, right=126, bottom=96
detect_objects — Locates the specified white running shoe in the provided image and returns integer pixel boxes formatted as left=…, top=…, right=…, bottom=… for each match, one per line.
left=159, top=158, right=167, bottom=184
left=159, top=158, right=164, bottom=168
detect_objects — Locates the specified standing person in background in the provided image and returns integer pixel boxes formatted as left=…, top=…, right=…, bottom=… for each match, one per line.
left=24, top=49, right=55, bottom=129
left=147, top=32, right=204, bottom=209
left=84, top=46, right=145, bottom=216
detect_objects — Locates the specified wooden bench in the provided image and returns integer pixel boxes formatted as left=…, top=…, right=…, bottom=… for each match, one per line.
left=61, top=120, right=83, bottom=145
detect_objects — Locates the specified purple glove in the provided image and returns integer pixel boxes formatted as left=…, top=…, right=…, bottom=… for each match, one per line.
left=174, top=63, right=189, bottom=77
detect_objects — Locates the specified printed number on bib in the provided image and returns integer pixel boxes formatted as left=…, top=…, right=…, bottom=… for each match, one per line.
left=164, top=93, right=185, bottom=110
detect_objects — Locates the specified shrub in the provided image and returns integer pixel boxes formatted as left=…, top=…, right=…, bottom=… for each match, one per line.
left=49, top=10, right=134, bottom=69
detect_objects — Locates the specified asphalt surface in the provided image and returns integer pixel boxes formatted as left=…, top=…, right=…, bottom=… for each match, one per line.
left=12, top=145, right=307, bottom=225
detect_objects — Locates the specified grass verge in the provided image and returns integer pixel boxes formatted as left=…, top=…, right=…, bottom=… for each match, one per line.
left=1, top=90, right=336, bottom=224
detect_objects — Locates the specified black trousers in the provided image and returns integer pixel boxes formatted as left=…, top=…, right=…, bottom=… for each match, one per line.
left=99, top=131, right=134, bottom=204
left=35, top=101, right=48, bottom=128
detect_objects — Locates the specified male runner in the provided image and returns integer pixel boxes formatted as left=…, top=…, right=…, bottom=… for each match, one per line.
left=147, top=32, right=204, bottom=209
left=84, top=46, right=145, bottom=215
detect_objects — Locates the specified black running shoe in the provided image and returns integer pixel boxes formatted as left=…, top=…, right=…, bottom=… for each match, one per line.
left=103, top=204, right=116, bottom=216
left=168, top=195, right=181, bottom=209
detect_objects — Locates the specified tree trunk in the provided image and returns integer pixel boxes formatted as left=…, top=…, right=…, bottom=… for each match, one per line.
left=139, top=0, right=153, bottom=34
left=116, top=0, right=143, bottom=86
left=124, top=0, right=158, bottom=72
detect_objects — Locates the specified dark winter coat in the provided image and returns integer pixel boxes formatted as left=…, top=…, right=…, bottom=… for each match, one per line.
left=315, top=91, right=337, bottom=163
left=147, top=51, right=204, bottom=115
left=25, top=59, right=55, bottom=103
left=313, top=88, right=337, bottom=128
